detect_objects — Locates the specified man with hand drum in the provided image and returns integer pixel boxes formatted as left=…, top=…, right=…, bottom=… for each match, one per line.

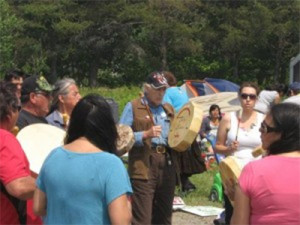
left=120, top=72, right=178, bottom=225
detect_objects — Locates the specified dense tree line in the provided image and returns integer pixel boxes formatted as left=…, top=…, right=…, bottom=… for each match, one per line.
left=0, top=0, right=299, bottom=87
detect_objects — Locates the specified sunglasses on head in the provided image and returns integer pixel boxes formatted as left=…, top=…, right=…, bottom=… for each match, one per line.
left=240, top=93, right=257, bottom=100
left=35, top=91, right=50, bottom=98
left=260, top=121, right=278, bottom=133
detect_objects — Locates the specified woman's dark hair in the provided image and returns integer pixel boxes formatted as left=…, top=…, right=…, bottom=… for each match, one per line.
left=239, top=82, right=260, bottom=96
left=266, top=83, right=288, bottom=95
left=162, top=71, right=177, bottom=86
left=4, top=69, right=26, bottom=81
left=65, top=94, right=118, bottom=154
left=268, top=103, right=300, bottom=155
left=209, top=104, right=222, bottom=120
left=0, top=81, right=20, bottom=122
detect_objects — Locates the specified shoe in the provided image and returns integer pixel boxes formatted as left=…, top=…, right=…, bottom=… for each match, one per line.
left=213, top=218, right=226, bottom=225
left=213, top=210, right=226, bottom=225
left=182, top=181, right=196, bottom=192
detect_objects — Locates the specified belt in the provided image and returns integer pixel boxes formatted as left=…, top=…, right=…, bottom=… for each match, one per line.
left=151, top=145, right=166, bottom=154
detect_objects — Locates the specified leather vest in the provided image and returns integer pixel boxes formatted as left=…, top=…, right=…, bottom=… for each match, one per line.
left=129, top=98, right=177, bottom=179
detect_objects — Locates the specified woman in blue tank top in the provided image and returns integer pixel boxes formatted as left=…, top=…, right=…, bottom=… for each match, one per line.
left=33, top=94, right=133, bottom=225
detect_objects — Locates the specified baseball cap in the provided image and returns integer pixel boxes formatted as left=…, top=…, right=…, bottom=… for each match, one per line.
left=21, top=75, right=53, bottom=96
left=289, top=82, right=300, bottom=91
left=146, top=72, right=168, bottom=89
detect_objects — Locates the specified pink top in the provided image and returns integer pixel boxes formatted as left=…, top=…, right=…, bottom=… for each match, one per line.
left=239, top=155, right=300, bottom=225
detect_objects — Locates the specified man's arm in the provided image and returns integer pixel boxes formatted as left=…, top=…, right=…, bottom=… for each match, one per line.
left=33, top=187, right=47, bottom=216
left=5, top=176, right=36, bottom=200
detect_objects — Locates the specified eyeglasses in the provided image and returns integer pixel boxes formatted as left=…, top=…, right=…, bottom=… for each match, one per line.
left=260, top=121, right=279, bottom=133
left=240, top=93, right=257, bottom=100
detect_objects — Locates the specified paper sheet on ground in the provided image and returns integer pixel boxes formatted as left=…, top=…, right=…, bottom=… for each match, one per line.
left=174, top=205, right=224, bottom=217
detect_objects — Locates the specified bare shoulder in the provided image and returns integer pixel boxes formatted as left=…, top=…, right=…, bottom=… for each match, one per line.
left=219, top=112, right=232, bottom=132
left=221, top=112, right=231, bottom=123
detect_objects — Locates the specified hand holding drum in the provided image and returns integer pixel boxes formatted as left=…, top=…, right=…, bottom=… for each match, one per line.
left=219, top=156, right=242, bottom=205
left=228, top=141, right=239, bottom=153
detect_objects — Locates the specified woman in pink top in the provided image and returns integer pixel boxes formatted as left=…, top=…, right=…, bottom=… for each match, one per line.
left=231, top=103, right=300, bottom=225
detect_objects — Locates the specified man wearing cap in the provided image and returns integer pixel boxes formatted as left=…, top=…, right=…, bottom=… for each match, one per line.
left=120, top=72, right=178, bottom=225
left=283, top=82, right=300, bottom=105
left=17, top=75, right=53, bottom=130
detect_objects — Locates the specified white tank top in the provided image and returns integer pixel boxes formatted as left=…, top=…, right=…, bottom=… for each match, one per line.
left=227, top=111, right=264, bottom=167
left=209, top=122, right=219, bottom=138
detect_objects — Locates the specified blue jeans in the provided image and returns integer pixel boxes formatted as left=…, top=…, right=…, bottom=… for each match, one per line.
left=206, top=134, right=224, bottom=164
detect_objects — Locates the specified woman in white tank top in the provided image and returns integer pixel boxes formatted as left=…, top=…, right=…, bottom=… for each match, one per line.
left=227, top=110, right=264, bottom=167
left=215, top=82, right=264, bottom=225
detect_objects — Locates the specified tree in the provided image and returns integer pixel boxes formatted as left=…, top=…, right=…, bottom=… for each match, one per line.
left=12, top=0, right=90, bottom=82
left=118, top=0, right=204, bottom=81
left=0, top=0, right=22, bottom=77
left=4, top=0, right=298, bottom=87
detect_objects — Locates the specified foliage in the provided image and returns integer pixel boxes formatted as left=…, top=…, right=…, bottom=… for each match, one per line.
left=178, top=163, right=223, bottom=207
left=0, top=0, right=22, bottom=77
left=2, top=0, right=299, bottom=87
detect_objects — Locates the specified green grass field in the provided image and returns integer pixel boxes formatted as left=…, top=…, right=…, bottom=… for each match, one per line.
left=81, top=86, right=141, bottom=116
left=81, top=86, right=223, bottom=207
left=180, top=164, right=223, bottom=207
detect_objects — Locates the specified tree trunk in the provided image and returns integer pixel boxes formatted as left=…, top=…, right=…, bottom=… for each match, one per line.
left=274, top=49, right=281, bottom=82
left=232, top=53, right=239, bottom=79
left=49, top=54, right=57, bottom=84
left=161, top=31, right=167, bottom=70
left=89, top=59, right=98, bottom=87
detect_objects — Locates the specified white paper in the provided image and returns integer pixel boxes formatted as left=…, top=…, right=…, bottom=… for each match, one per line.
left=175, top=205, right=224, bottom=217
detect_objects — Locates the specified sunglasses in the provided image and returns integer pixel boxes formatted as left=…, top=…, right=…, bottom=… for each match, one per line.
left=260, top=121, right=278, bottom=133
left=240, top=93, right=257, bottom=100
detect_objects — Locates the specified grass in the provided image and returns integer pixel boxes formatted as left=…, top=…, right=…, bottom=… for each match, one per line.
left=80, top=86, right=141, bottom=116
left=178, top=163, right=223, bottom=207
left=80, top=86, right=223, bottom=208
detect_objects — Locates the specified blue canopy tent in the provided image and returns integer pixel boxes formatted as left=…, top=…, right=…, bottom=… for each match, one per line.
left=181, top=78, right=240, bottom=98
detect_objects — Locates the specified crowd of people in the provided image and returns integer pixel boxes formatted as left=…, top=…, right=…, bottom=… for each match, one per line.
left=1, top=69, right=299, bottom=225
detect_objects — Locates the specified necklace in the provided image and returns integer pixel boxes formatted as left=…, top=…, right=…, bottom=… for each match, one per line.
left=239, top=112, right=257, bottom=131
left=210, top=118, right=219, bottom=126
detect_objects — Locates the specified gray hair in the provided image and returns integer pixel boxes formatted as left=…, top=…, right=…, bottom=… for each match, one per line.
left=142, top=83, right=152, bottom=94
left=51, top=78, right=76, bottom=110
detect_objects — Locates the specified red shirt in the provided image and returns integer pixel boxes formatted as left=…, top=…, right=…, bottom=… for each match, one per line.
left=0, top=129, right=30, bottom=224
